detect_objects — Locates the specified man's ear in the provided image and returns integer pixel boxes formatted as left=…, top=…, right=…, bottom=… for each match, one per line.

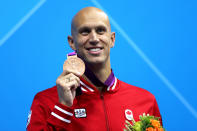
left=67, top=35, right=76, bottom=50
left=110, top=32, right=115, bottom=48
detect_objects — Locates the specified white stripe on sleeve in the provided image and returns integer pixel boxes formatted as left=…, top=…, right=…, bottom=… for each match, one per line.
left=51, top=112, right=71, bottom=123
left=54, top=105, right=73, bottom=116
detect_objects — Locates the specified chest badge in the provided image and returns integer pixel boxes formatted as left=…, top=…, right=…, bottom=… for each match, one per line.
left=125, top=109, right=133, bottom=121
left=74, top=108, right=87, bottom=118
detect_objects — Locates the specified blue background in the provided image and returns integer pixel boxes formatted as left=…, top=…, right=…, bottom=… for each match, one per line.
left=0, top=0, right=197, bottom=130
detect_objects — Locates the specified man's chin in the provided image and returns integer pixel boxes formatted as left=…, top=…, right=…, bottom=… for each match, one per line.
left=85, top=59, right=105, bottom=65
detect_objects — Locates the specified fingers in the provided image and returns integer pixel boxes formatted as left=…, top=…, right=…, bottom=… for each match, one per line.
left=57, top=73, right=80, bottom=84
left=65, top=73, right=80, bottom=83
left=60, top=70, right=81, bottom=78
left=56, top=72, right=80, bottom=107
left=57, top=75, right=80, bottom=90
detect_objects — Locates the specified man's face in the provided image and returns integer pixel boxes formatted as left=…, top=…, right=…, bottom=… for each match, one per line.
left=70, top=11, right=115, bottom=65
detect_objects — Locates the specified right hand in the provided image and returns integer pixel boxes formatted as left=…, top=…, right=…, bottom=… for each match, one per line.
left=56, top=71, right=80, bottom=107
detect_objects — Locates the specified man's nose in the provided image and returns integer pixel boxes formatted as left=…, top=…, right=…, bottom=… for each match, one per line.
left=89, top=31, right=99, bottom=44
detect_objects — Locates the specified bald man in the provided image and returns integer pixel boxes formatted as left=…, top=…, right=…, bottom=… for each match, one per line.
left=27, top=7, right=162, bottom=131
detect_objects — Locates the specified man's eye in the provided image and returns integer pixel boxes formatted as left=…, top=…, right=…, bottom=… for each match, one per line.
left=96, top=27, right=106, bottom=34
left=80, top=29, right=90, bottom=35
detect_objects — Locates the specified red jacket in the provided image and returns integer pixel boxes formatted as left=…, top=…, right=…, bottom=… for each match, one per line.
left=27, top=77, right=162, bottom=131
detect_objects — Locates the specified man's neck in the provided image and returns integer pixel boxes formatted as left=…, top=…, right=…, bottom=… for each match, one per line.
left=82, top=60, right=111, bottom=91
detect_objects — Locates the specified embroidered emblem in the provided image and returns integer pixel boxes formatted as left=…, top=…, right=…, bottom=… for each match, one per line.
left=26, top=110, right=32, bottom=127
left=74, top=108, right=86, bottom=118
left=125, top=109, right=133, bottom=121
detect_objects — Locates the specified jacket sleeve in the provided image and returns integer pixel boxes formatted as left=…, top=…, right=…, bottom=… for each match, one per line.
left=152, top=98, right=163, bottom=126
left=26, top=94, right=73, bottom=131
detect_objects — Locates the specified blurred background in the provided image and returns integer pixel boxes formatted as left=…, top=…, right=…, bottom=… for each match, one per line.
left=0, top=0, right=197, bottom=130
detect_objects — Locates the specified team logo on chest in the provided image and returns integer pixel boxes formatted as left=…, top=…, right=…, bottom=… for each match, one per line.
left=74, top=108, right=87, bottom=118
left=125, top=109, right=133, bottom=121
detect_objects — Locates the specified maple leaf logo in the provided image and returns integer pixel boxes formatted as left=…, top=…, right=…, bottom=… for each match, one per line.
left=126, top=111, right=131, bottom=115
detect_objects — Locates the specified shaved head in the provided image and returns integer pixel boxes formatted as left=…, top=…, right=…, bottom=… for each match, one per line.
left=71, top=7, right=111, bottom=36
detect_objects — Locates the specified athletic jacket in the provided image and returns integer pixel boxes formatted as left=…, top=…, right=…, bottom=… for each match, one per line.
left=27, top=77, right=162, bottom=131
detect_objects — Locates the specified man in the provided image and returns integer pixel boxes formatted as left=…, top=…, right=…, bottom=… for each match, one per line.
left=27, top=7, right=162, bottom=131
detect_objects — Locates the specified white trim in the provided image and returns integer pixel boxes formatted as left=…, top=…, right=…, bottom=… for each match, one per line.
left=111, top=77, right=117, bottom=90
left=80, top=81, right=94, bottom=92
left=51, top=112, right=71, bottom=123
left=54, top=105, right=73, bottom=116
left=107, top=86, right=111, bottom=91
left=107, top=77, right=117, bottom=91
left=26, top=110, right=32, bottom=128
left=81, top=87, right=88, bottom=92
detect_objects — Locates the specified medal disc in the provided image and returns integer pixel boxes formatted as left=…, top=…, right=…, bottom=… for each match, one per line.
left=63, top=57, right=85, bottom=76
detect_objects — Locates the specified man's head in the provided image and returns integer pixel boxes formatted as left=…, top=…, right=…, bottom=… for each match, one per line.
left=68, top=7, right=115, bottom=66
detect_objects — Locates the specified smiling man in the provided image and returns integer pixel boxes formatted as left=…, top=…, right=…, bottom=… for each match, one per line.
left=68, top=7, right=115, bottom=91
left=27, top=7, right=162, bottom=131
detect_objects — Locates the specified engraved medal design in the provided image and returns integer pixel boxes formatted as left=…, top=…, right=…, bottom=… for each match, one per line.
left=63, top=53, right=85, bottom=76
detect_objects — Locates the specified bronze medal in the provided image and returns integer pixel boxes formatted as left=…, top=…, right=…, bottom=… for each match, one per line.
left=63, top=55, right=85, bottom=76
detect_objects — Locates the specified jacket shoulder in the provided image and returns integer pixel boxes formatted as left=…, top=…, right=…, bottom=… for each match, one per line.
left=117, top=79, right=155, bottom=99
left=33, top=86, right=58, bottom=104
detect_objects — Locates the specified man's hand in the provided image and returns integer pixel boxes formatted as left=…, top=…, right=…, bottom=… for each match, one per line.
left=56, top=71, right=80, bottom=107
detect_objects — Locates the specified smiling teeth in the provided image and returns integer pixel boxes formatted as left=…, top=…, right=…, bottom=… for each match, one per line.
left=89, top=48, right=101, bottom=52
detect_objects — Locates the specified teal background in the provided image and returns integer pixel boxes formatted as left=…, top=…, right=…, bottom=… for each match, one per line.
left=0, top=0, right=197, bottom=130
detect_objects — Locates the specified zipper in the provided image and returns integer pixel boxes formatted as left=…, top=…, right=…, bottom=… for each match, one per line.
left=100, top=93, right=110, bottom=131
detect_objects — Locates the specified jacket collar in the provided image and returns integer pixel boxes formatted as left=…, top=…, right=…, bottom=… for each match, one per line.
left=76, top=69, right=118, bottom=96
left=78, top=77, right=118, bottom=94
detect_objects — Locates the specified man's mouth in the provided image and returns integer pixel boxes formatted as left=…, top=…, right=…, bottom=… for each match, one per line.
left=86, top=47, right=104, bottom=54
